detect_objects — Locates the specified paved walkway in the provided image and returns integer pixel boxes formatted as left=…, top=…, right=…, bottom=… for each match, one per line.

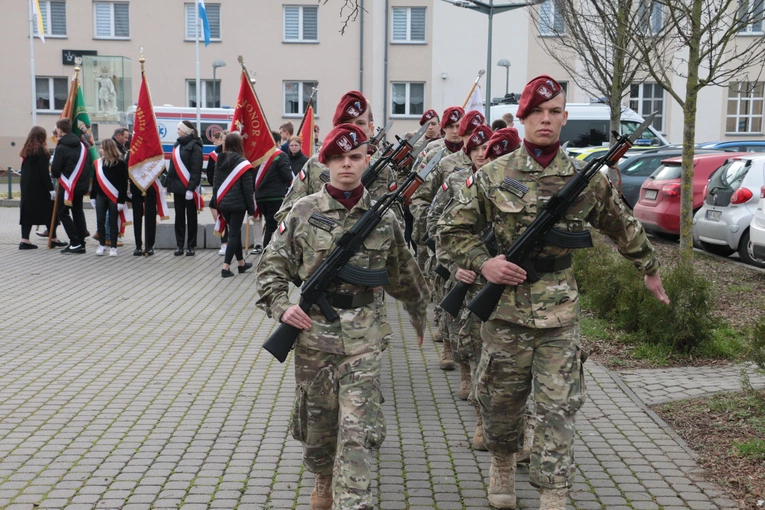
left=0, top=207, right=740, bottom=509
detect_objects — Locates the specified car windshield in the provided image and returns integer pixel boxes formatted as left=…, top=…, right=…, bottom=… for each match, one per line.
left=651, top=162, right=682, bottom=180
left=621, top=155, right=668, bottom=176
left=708, top=159, right=749, bottom=192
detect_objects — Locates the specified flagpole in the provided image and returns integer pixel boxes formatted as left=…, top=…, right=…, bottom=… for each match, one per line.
left=462, top=70, right=486, bottom=110
left=28, top=0, right=37, bottom=126
left=296, top=84, right=318, bottom=134
left=195, top=12, right=201, bottom=135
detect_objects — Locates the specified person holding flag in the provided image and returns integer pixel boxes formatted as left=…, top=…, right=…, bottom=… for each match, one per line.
left=166, top=120, right=204, bottom=256
left=51, top=118, right=91, bottom=254
left=90, top=139, right=129, bottom=257
left=212, top=132, right=255, bottom=277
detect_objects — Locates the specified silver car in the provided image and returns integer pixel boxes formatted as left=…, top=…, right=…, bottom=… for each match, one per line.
left=693, top=154, right=765, bottom=267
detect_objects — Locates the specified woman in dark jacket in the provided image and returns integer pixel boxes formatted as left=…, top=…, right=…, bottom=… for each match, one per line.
left=90, top=139, right=128, bottom=256
left=207, top=129, right=228, bottom=255
left=19, top=126, right=59, bottom=249
left=166, top=120, right=204, bottom=256
left=255, top=144, right=293, bottom=249
left=212, top=132, right=255, bottom=278
left=286, top=135, right=309, bottom=176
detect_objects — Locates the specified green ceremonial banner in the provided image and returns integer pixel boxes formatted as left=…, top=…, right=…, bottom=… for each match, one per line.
left=61, top=75, right=99, bottom=176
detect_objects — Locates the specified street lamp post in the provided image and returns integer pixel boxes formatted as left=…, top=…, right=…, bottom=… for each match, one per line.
left=441, top=0, right=542, bottom=120
left=212, top=59, right=226, bottom=108
left=497, top=58, right=511, bottom=97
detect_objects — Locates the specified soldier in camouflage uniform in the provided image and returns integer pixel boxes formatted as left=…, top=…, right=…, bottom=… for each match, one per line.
left=411, top=110, right=485, bottom=372
left=438, top=75, right=669, bottom=510
left=274, top=91, right=397, bottom=226
left=256, top=124, right=429, bottom=510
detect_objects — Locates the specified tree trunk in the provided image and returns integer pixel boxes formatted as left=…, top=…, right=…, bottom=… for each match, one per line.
left=679, top=0, right=702, bottom=268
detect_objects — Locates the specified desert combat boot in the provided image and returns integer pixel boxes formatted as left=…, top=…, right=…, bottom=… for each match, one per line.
left=538, top=487, right=568, bottom=509
left=458, top=362, right=471, bottom=400
left=440, top=338, right=456, bottom=370
left=310, top=474, right=332, bottom=510
left=487, top=453, right=516, bottom=509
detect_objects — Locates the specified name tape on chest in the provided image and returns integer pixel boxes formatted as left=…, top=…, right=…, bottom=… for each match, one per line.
left=500, top=177, right=529, bottom=198
left=308, top=213, right=336, bottom=233
left=319, top=170, right=331, bottom=183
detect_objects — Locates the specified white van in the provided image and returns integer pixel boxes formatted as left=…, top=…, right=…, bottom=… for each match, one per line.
left=490, top=103, right=669, bottom=148
left=126, top=105, right=235, bottom=167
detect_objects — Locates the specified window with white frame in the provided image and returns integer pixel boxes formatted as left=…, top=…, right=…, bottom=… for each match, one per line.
left=391, top=82, right=425, bottom=117
left=539, top=0, right=565, bottom=35
left=726, top=82, right=764, bottom=133
left=33, top=1, right=67, bottom=37
left=187, top=79, right=221, bottom=108
left=629, top=83, right=664, bottom=132
left=93, top=2, right=129, bottom=38
left=738, top=0, right=765, bottom=34
left=284, top=5, right=318, bottom=42
left=35, top=77, right=68, bottom=112
left=637, top=0, right=663, bottom=35
left=185, top=3, right=221, bottom=41
left=391, top=7, right=426, bottom=43
left=284, top=81, right=319, bottom=116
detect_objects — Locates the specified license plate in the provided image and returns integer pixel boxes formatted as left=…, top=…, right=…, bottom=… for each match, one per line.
left=644, top=189, right=658, bottom=200
left=707, top=210, right=721, bottom=221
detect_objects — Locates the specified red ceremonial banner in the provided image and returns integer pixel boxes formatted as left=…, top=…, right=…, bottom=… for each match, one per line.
left=129, top=73, right=165, bottom=192
left=300, top=105, right=315, bottom=157
left=231, top=70, right=276, bottom=166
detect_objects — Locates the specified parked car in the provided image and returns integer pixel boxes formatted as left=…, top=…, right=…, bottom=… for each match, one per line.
left=749, top=186, right=765, bottom=262
left=696, top=140, right=765, bottom=152
left=634, top=152, right=749, bottom=235
left=617, top=149, right=724, bottom=208
left=693, top=154, right=765, bottom=267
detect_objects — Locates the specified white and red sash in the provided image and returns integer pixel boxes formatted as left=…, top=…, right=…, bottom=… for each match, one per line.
left=151, top=180, right=170, bottom=220
left=213, top=158, right=254, bottom=236
left=172, top=146, right=205, bottom=212
left=252, top=150, right=283, bottom=218
left=209, top=151, right=218, bottom=163
left=59, top=143, right=87, bottom=206
left=95, top=158, right=133, bottom=234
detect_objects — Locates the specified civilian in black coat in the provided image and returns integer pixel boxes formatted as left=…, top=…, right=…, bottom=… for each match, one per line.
left=90, top=139, right=128, bottom=254
left=166, top=120, right=203, bottom=255
left=207, top=130, right=228, bottom=254
left=18, top=126, right=59, bottom=249
left=255, top=146, right=292, bottom=250
left=212, top=132, right=255, bottom=278
left=286, top=136, right=309, bottom=177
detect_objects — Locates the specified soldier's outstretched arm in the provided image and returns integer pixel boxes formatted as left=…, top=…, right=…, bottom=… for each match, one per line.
left=255, top=212, right=302, bottom=321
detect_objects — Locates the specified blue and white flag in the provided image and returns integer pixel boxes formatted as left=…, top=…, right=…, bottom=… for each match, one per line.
left=197, top=0, right=211, bottom=46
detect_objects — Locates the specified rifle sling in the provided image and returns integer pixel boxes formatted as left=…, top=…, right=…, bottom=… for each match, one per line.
left=433, top=264, right=451, bottom=280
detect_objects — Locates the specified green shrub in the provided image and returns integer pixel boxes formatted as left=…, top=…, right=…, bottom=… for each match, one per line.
left=747, top=317, right=765, bottom=373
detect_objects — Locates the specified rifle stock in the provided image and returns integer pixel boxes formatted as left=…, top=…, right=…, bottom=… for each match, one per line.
left=439, top=228, right=497, bottom=318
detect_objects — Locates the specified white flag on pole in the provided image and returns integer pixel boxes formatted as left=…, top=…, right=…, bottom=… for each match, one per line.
left=466, top=85, right=483, bottom=113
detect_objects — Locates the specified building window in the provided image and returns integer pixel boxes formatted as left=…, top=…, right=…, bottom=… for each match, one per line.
left=93, top=2, right=129, bottom=39
left=185, top=3, right=221, bottom=41
left=35, top=77, right=68, bottom=112
left=187, top=79, right=221, bottom=108
left=284, top=81, right=318, bottom=116
left=391, top=7, right=426, bottom=43
left=738, top=0, right=765, bottom=34
left=284, top=5, right=318, bottom=43
left=391, top=82, right=425, bottom=117
left=726, top=82, right=764, bottom=134
left=539, top=0, right=565, bottom=35
left=629, top=83, right=664, bottom=132
left=33, top=1, right=67, bottom=37
left=637, top=0, right=663, bottom=35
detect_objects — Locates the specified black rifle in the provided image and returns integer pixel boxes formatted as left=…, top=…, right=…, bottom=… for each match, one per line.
left=360, top=122, right=429, bottom=190
left=263, top=149, right=446, bottom=363
left=369, top=120, right=393, bottom=151
left=439, top=228, right=498, bottom=317
left=466, top=113, right=656, bottom=323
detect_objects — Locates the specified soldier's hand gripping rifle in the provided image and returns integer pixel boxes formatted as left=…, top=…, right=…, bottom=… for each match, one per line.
left=439, top=228, right=498, bottom=317
left=360, top=121, right=429, bottom=190
left=263, top=149, right=446, bottom=363
left=466, top=113, right=657, bottom=323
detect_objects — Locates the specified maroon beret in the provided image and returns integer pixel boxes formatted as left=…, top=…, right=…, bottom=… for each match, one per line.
left=485, top=127, right=521, bottom=160
left=419, top=109, right=439, bottom=126
left=464, top=125, right=493, bottom=154
left=332, top=91, right=368, bottom=126
left=516, top=75, right=563, bottom=120
left=457, top=110, right=486, bottom=136
left=440, top=106, right=465, bottom=129
left=318, top=124, right=368, bottom=164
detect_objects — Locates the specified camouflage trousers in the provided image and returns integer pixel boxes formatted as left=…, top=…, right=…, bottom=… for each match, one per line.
left=476, top=321, right=586, bottom=489
left=457, top=310, right=483, bottom=403
left=292, top=346, right=386, bottom=509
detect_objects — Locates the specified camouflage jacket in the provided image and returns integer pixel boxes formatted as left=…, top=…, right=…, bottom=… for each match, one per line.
left=410, top=149, right=471, bottom=243
left=437, top=144, right=659, bottom=329
left=256, top=185, right=430, bottom=355
left=274, top=151, right=398, bottom=225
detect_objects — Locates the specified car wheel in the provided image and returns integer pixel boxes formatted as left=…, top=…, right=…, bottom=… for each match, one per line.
left=738, top=230, right=765, bottom=268
left=699, top=241, right=735, bottom=257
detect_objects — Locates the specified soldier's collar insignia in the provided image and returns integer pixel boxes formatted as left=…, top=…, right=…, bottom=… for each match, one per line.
left=308, top=213, right=336, bottom=233
left=500, top=177, right=529, bottom=198
left=298, top=170, right=307, bottom=181
left=466, top=175, right=475, bottom=188
left=278, top=221, right=287, bottom=234
left=534, top=148, right=542, bottom=157
left=319, top=170, right=331, bottom=183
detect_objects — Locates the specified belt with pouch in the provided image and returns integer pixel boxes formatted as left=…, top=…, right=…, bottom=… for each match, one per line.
left=532, top=253, right=572, bottom=274
left=325, top=291, right=375, bottom=309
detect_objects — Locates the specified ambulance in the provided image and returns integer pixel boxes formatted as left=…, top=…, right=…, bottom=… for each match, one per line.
left=126, top=105, right=235, bottom=167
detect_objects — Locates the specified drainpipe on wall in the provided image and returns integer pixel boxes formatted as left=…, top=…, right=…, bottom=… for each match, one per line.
left=359, top=0, right=364, bottom=92
left=383, top=0, right=389, bottom=128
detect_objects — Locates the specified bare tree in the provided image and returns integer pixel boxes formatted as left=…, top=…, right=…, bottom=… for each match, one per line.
left=627, top=0, right=765, bottom=264
left=528, top=0, right=653, bottom=145
left=321, top=0, right=362, bottom=34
